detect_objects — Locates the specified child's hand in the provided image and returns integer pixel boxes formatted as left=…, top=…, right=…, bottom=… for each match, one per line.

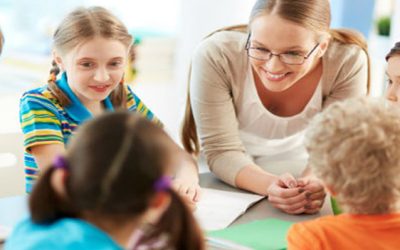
left=172, top=178, right=202, bottom=211
left=267, top=173, right=309, bottom=214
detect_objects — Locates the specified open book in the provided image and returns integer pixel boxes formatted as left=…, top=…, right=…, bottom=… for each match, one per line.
left=194, top=188, right=264, bottom=231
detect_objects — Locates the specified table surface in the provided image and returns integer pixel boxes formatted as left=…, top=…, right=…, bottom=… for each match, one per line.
left=199, top=172, right=332, bottom=227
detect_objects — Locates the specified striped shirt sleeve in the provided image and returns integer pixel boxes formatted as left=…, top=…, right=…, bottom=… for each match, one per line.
left=125, top=85, right=163, bottom=127
left=20, top=93, right=64, bottom=153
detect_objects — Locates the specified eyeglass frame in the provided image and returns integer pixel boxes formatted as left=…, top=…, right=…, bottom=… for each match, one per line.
left=245, top=33, right=320, bottom=65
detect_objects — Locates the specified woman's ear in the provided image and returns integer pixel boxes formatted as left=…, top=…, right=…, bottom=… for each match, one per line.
left=317, top=34, right=331, bottom=57
left=50, top=168, right=68, bottom=199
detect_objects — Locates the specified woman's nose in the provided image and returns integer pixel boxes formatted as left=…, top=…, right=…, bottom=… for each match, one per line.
left=265, top=54, right=285, bottom=72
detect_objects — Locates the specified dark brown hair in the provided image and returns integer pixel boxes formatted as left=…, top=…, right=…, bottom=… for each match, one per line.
left=181, top=0, right=371, bottom=156
left=386, top=42, right=400, bottom=61
left=48, top=6, right=132, bottom=108
left=30, top=112, right=204, bottom=249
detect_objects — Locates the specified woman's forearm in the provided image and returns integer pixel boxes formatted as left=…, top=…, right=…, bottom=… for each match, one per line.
left=235, top=164, right=278, bottom=196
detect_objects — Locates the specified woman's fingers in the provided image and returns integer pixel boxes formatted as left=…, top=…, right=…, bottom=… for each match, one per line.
left=267, top=174, right=327, bottom=214
left=307, top=190, right=326, bottom=201
left=279, top=173, right=298, bottom=188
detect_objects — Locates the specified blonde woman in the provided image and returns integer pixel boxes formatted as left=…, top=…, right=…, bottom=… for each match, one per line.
left=182, top=0, right=369, bottom=214
left=287, top=97, right=400, bottom=249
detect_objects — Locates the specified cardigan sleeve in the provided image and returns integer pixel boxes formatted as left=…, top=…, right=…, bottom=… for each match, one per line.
left=190, top=33, right=253, bottom=186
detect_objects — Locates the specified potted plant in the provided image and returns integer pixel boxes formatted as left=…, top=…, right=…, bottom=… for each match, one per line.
left=377, top=16, right=391, bottom=37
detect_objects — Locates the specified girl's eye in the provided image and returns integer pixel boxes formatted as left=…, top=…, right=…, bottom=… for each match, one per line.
left=80, top=62, right=93, bottom=67
left=110, top=61, right=122, bottom=67
left=388, top=79, right=393, bottom=85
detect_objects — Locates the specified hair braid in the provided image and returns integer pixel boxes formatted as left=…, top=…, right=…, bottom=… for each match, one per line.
left=47, top=60, right=71, bottom=106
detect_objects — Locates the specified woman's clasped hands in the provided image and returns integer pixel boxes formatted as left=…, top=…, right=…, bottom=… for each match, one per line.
left=267, top=173, right=326, bottom=214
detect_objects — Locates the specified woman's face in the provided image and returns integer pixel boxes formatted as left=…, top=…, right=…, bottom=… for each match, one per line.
left=386, top=55, right=400, bottom=105
left=249, top=14, right=326, bottom=92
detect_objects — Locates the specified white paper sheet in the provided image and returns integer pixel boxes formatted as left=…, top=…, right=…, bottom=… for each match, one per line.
left=194, top=188, right=264, bottom=231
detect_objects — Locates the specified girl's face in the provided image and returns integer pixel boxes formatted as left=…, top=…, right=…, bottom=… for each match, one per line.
left=386, top=56, right=400, bottom=105
left=249, top=14, right=327, bottom=92
left=55, top=37, right=129, bottom=106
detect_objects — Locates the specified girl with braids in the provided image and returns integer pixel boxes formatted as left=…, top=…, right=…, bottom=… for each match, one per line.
left=386, top=42, right=400, bottom=105
left=6, top=112, right=204, bottom=250
left=182, top=0, right=370, bottom=215
left=19, top=6, right=200, bottom=202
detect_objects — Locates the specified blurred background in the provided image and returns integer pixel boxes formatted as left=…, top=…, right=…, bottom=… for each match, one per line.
left=0, top=0, right=398, bottom=140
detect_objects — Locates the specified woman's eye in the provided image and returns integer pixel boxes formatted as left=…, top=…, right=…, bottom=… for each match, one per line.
left=255, top=47, right=269, bottom=52
left=285, top=51, right=302, bottom=56
left=388, top=79, right=393, bottom=85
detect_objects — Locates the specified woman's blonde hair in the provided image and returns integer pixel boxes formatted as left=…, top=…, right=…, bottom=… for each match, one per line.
left=49, top=6, right=133, bottom=108
left=249, top=0, right=370, bottom=92
left=181, top=0, right=370, bottom=156
left=306, top=97, right=400, bottom=214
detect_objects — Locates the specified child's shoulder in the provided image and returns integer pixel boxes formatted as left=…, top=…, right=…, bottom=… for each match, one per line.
left=5, top=217, right=122, bottom=250
left=289, top=214, right=348, bottom=236
left=22, top=85, right=49, bottom=96
left=20, top=85, right=61, bottom=109
left=123, top=84, right=139, bottom=106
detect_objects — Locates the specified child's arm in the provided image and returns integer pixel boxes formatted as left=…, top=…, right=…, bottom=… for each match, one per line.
left=31, top=144, right=65, bottom=170
left=173, top=160, right=201, bottom=209
left=20, top=91, right=66, bottom=172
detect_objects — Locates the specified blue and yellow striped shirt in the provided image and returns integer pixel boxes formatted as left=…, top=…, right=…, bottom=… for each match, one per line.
left=20, top=73, right=159, bottom=192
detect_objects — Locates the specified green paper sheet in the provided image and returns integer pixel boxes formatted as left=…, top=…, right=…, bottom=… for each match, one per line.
left=207, top=218, right=294, bottom=250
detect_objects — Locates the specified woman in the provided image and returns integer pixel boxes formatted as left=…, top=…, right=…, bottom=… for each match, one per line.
left=182, top=0, right=369, bottom=214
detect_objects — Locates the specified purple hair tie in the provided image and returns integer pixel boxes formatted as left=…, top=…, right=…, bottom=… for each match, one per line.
left=53, top=155, right=68, bottom=170
left=153, top=176, right=172, bottom=192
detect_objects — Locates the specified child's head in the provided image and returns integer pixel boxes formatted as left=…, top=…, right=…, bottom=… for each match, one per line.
left=305, top=97, right=400, bottom=214
left=49, top=6, right=132, bottom=108
left=29, top=112, right=204, bottom=249
left=386, top=42, right=400, bottom=104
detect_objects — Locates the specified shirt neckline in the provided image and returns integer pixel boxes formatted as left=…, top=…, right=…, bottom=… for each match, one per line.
left=56, top=72, right=114, bottom=123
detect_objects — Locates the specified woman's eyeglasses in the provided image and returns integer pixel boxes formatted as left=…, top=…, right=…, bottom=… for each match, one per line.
left=245, top=34, right=320, bottom=65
